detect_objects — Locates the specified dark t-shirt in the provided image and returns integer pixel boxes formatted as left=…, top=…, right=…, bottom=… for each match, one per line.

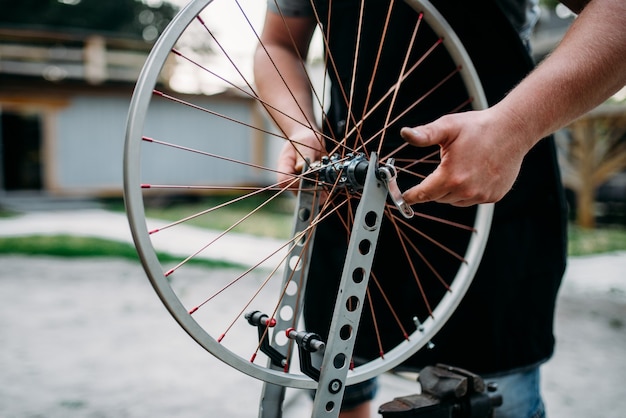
left=266, top=0, right=567, bottom=375
left=268, top=0, right=539, bottom=29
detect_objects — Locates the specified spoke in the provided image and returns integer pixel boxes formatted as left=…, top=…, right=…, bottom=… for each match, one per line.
left=147, top=182, right=293, bottom=235
left=396, top=224, right=450, bottom=290
left=189, top=229, right=302, bottom=317
left=152, top=90, right=287, bottom=141
left=243, top=8, right=317, bottom=136
left=219, top=218, right=317, bottom=363
left=249, top=226, right=316, bottom=365
left=394, top=215, right=468, bottom=264
left=141, top=183, right=318, bottom=192
left=361, top=0, right=396, bottom=119
left=254, top=0, right=344, bottom=166
left=376, top=12, right=423, bottom=156
left=196, top=5, right=255, bottom=94
left=170, top=47, right=338, bottom=150
left=124, top=0, right=493, bottom=389
left=268, top=0, right=340, bottom=148
left=360, top=64, right=460, bottom=154
left=189, top=196, right=350, bottom=315
left=411, top=210, right=476, bottom=232
left=383, top=64, right=462, bottom=128
left=391, top=157, right=439, bottom=165
left=385, top=209, right=433, bottom=316
left=365, top=287, right=385, bottom=359
left=449, top=96, right=475, bottom=114
left=392, top=149, right=441, bottom=179
left=142, top=135, right=323, bottom=185
left=384, top=199, right=476, bottom=232
left=384, top=203, right=460, bottom=291
left=143, top=133, right=352, bottom=196
left=309, top=0, right=364, bottom=148
left=370, top=271, right=410, bottom=341
left=342, top=0, right=368, bottom=152
left=381, top=142, right=411, bottom=162
left=222, top=254, right=285, bottom=347
left=163, top=177, right=302, bottom=277
left=342, top=38, right=446, bottom=153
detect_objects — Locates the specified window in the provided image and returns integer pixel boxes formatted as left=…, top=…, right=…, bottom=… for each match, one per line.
left=1, top=110, right=43, bottom=191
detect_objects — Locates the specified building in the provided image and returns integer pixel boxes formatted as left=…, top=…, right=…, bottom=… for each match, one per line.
left=0, top=26, right=272, bottom=206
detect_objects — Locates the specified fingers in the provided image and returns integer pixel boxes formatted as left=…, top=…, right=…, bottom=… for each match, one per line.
left=402, top=176, right=485, bottom=207
left=399, top=116, right=499, bottom=207
left=402, top=158, right=510, bottom=207
left=401, top=167, right=449, bottom=205
left=400, top=120, right=456, bottom=205
left=276, top=131, right=324, bottom=192
left=288, top=130, right=325, bottom=166
left=294, top=158, right=305, bottom=174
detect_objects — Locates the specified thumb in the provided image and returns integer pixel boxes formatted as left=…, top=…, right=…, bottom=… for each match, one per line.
left=400, top=126, right=442, bottom=148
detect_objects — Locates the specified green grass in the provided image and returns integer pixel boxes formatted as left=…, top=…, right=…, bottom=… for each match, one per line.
left=568, top=224, right=626, bottom=256
left=0, top=208, right=17, bottom=218
left=104, top=194, right=295, bottom=239
left=2, top=209, right=625, bottom=264
left=1, top=225, right=624, bottom=261
left=0, top=235, right=238, bottom=269
left=143, top=200, right=294, bottom=239
left=133, top=195, right=626, bottom=256
left=0, top=235, right=138, bottom=259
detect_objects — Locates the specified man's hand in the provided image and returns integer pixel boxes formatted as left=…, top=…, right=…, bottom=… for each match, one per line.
left=400, top=109, right=529, bottom=207
left=277, top=129, right=326, bottom=187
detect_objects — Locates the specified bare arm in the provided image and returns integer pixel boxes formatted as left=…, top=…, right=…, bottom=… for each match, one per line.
left=401, top=0, right=626, bottom=206
left=253, top=11, right=324, bottom=182
left=254, top=11, right=317, bottom=136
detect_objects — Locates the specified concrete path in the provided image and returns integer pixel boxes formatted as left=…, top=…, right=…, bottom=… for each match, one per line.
left=2, top=208, right=625, bottom=293
left=0, top=209, right=624, bottom=417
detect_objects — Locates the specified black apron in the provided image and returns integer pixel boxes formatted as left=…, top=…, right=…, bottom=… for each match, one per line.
left=304, top=0, right=567, bottom=374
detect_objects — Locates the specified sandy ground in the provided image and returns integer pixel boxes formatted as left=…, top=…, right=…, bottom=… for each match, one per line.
left=0, top=253, right=624, bottom=418
left=0, top=210, right=624, bottom=417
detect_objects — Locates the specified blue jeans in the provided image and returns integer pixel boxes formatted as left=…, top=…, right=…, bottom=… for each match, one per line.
left=341, top=377, right=379, bottom=411
left=487, top=366, right=546, bottom=418
left=341, top=366, right=545, bottom=417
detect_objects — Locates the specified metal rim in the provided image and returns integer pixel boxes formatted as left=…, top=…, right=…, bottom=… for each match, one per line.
left=123, top=0, right=493, bottom=389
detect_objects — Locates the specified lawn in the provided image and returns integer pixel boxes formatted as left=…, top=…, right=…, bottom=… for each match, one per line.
left=567, top=224, right=626, bottom=256
left=0, top=235, right=237, bottom=269
left=1, top=196, right=626, bottom=260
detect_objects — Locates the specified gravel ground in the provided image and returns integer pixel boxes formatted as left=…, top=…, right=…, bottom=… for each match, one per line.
left=0, top=254, right=624, bottom=417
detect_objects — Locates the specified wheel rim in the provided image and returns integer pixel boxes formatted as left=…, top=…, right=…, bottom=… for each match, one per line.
left=124, top=0, right=492, bottom=390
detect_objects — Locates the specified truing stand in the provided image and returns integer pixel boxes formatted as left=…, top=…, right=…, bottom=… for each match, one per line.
left=309, top=152, right=388, bottom=417
left=254, top=153, right=409, bottom=418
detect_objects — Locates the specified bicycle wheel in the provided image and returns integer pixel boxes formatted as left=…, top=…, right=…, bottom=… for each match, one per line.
left=124, top=0, right=491, bottom=390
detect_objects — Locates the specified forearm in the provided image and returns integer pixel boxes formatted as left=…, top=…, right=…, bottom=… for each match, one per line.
left=493, top=0, right=626, bottom=152
left=253, top=14, right=318, bottom=137
left=399, top=0, right=626, bottom=206
left=254, top=45, right=316, bottom=136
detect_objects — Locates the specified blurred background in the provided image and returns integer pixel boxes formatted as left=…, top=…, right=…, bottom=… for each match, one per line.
left=0, top=0, right=624, bottom=228
left=0, top=1, right=624, bottom=417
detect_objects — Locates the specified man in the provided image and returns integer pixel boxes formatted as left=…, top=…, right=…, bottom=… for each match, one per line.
left=253, top=1, right=626, bottom=417
left=400, top=0, right=626, bottom=208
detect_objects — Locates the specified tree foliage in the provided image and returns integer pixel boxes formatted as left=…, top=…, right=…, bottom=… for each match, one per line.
left=560, top=110, right=626, bottom=228
left=0, top=0, right=178, bottom=40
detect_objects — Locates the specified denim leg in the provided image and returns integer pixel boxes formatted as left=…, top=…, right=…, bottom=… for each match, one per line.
left=488, top=366, right=546, bottom=418
left=341, top=377, right=379, bottom=411
left=308, top=377, right=379, bottom=412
